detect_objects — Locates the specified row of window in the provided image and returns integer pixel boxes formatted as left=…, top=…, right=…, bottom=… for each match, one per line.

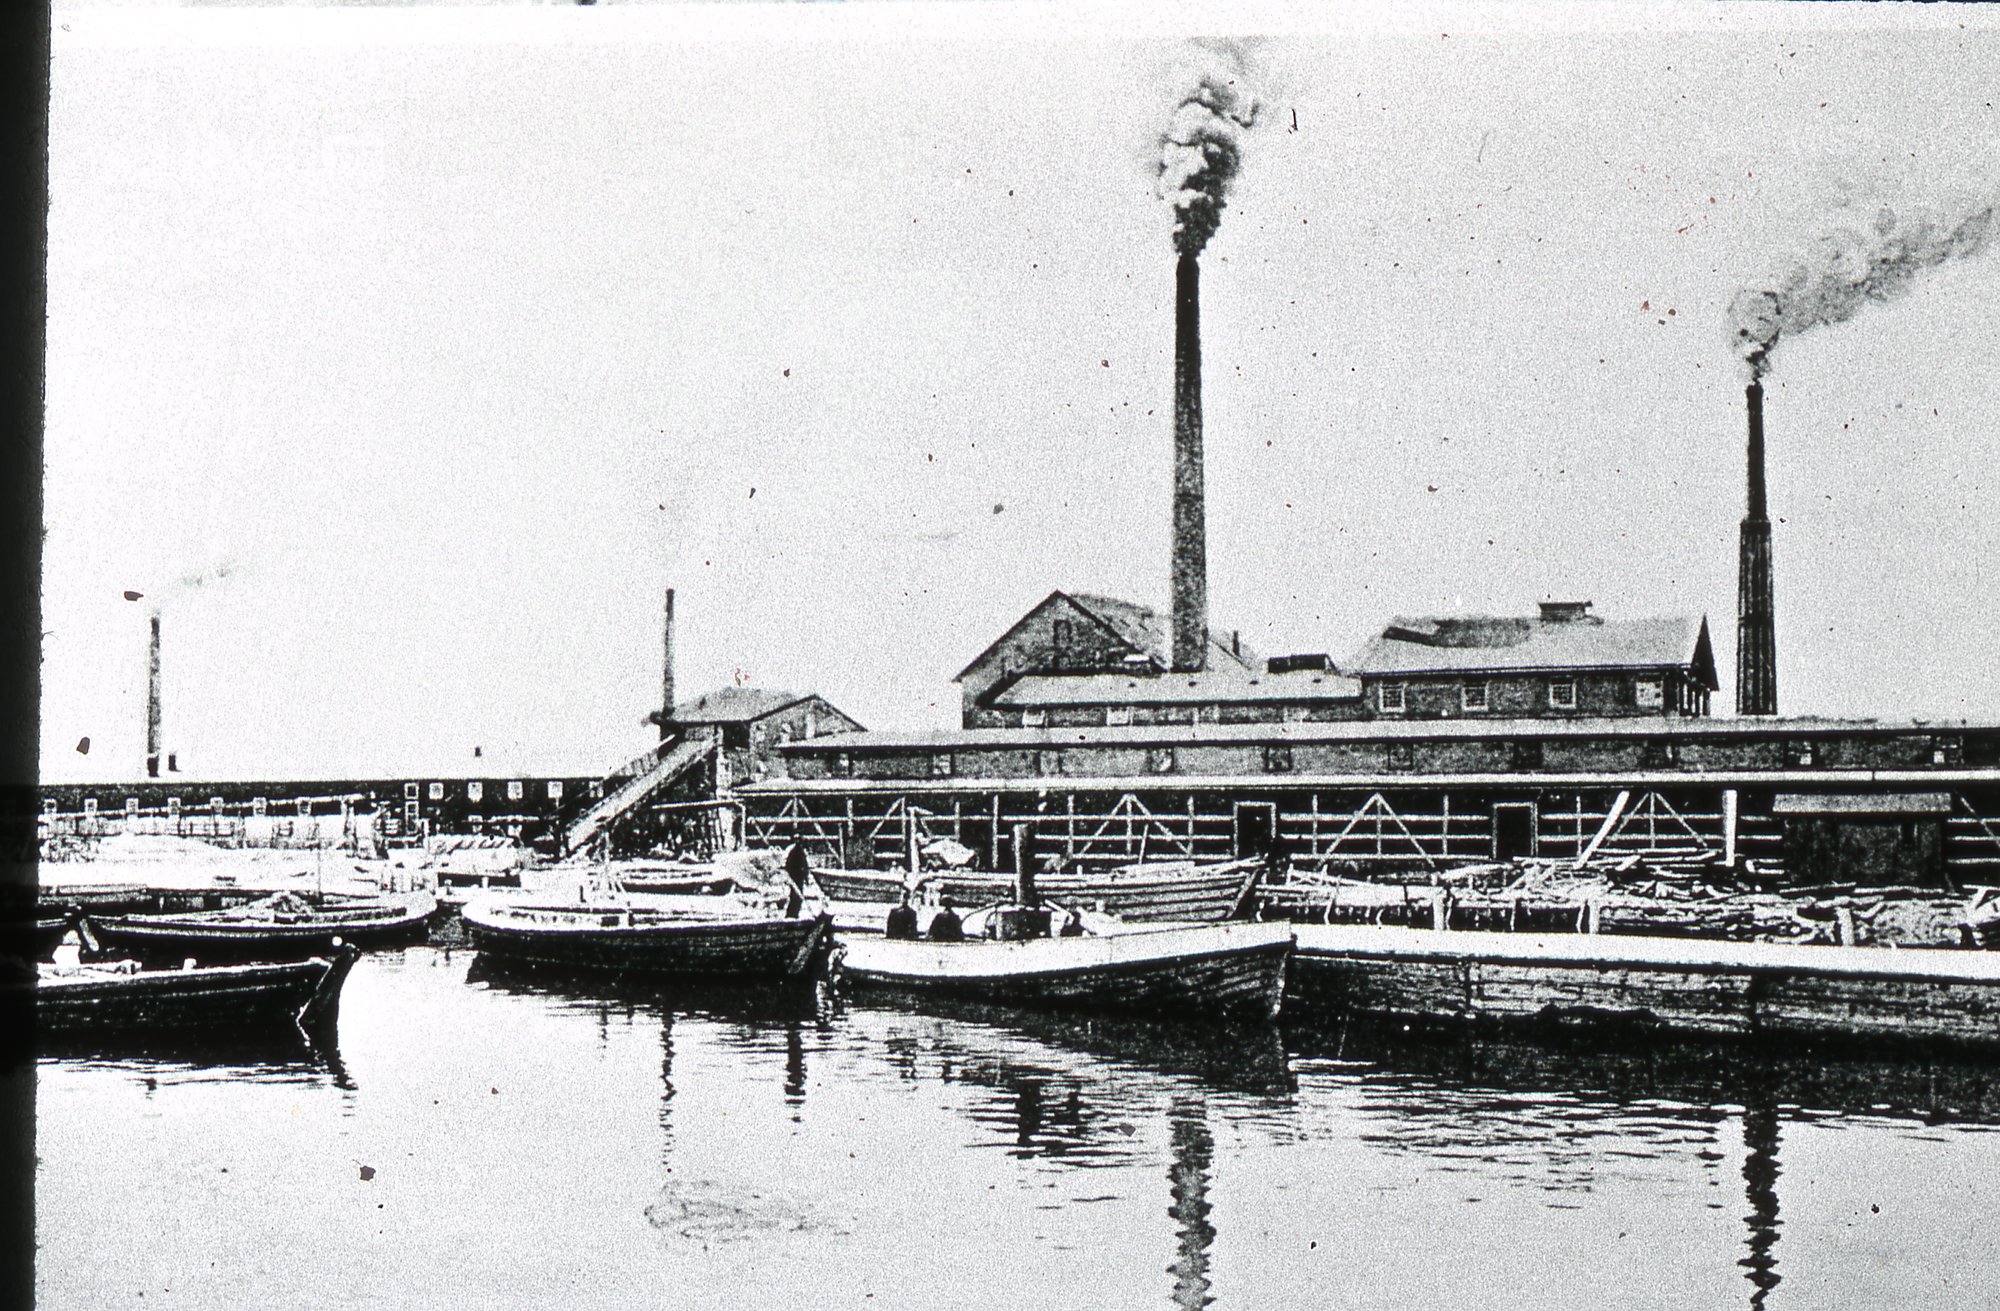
left=402, top=780, right=564, bottom=803
left=1378, top=678, right=1662, bottom=713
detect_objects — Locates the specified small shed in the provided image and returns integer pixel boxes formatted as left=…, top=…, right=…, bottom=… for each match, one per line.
left=1771, top=792, right=1951, bottom=886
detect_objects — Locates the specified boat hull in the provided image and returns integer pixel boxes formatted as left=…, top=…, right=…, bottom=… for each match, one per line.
left=837, top=922, right=1294, bottom=1021
left=84, top=893, right=438, bottom=963
left=25, top=949, right=357, bottom=1040
left=815, top=858, right=1263, bottom=924
left=463, top=902, right=832, bottom=979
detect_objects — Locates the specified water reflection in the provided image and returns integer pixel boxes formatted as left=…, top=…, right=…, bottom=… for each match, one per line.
left=1740, top=1098, right=1782, bottom=1309
left=37, top=1028, right=346, bottom=1090
left=1166, top=1097, right=1215, bottom=1311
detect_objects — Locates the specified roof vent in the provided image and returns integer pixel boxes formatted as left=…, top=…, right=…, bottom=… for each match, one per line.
left=1538, top=600, right=1594, bottom=624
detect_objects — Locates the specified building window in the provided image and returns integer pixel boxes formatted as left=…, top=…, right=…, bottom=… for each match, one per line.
left=1641, top=740, right=1679, bottom=768
left=1263, top=743, right=1293, bottom=773
left=253, top=797, right=267, bottom=816
left=547, top=780, right=564, bottom=799
left=83, top=797, right=97, bottom=816
left=42, top=797, right=57, bottom=814
left=404, top=782, right=419, bottom=800
left=507, top=780, right=524, bottom=801
left=1635, top=678, right=1664, bottom=709
left=166, top=796, right=181, bottom=816
left=1051, top=619, right=1075, bottom=666
left=1106, top=706, right=1133, bottom=727
left=1386, top=743, right=1414, bottom=770
left=427, top=782, right=444, bottom=801
left=1462, top=682, right=1489, bottom=711
left=835, top=753, right=851, bottom=777
left=297, top=799, right=312, bottom=816
left=209, top=796, right=224, bottom=813
left=931, top=752, right=953, bottom=778
left=1794, top=741, right=1815, bottom=767
left=468, top=781, right=484, bottom=802
left=1022, top=709, right=1048, bottom=728
left=1379, top=682, right=1406, bottom=713
left=1147, top=747, right=1176, bottom=774
left=1511, top=740, right=1544, bottom=769
left=1549, top=680, right=1577, bottom=710
left=124, top=797, right=139, bottom=817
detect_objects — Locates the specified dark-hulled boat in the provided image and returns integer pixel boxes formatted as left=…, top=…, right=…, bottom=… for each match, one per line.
left=83, top=890, right=438, bottom=963
left=835, top=921, right=1294, bottom=1021
left=815, top=856, right=1267, bottom=925
left=4, top=912, right=76, bottom=962
left=23, top=944, right=359, bottom=1040
left=462, top=899, right=834, bottom=980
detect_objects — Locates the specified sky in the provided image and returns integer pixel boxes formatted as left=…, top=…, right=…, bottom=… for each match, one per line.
left=41, top=2, right=2000, bottom=782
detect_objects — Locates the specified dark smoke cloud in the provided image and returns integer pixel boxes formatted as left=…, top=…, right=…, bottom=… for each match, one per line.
left=1730, top=196, right=1999, bottom=378
left=1158, top=51, right=1261, bottom=258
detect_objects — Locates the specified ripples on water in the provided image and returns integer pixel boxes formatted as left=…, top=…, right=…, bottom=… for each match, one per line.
left=35, top=948, right=2000, bottom=1309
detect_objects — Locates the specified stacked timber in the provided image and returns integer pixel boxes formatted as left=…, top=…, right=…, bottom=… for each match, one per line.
left=1268, top=853, right=1979, bottom=949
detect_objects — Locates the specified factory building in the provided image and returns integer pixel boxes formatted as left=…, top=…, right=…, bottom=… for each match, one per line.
left=1343, top=601, right=1717, bottom=720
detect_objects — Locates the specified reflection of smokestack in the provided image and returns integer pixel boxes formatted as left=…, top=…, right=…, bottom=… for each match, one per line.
left=146, top=612, right=162, bottom=778
left=1171, top=253, right=1207, bottom=673
left=659, top=588, right=676, bottom=740
left=1736, top=383, right=1777, bottom=716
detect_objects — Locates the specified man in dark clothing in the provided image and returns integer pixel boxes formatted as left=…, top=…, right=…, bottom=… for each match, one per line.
left=927, top=900, right=966, bottom=943
left=885, top=894, right=920, bottom=940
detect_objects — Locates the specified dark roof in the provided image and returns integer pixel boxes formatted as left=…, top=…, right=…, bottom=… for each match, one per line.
left=1345, top=610, right=1717, bottom=688
left=954, top=589, right=1259, bottom=681
left=992, top=668, right=1361, bottom=707
left=656, top=687, right=809, bottom=726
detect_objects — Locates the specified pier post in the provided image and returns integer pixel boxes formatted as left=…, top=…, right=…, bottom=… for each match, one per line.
left=1722, top=789, right=1741, bottom=868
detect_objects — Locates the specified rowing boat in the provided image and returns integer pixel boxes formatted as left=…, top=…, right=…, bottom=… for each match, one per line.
left=462, top=898, right=833, bottom=979
left=835, top=921, right=1294, bottom=1021
left=24, top=945, right=359, bottom=1040
left=84, top=890, right=438, bottom=963
left=814, top=856, right=1267, bottom=924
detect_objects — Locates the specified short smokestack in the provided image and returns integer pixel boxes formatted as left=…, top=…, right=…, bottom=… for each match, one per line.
left=1736, top=382, right=1778, bottom=716
left=145, top=611, right=162, bottom=778
left=659, top=587, right=677, bottom=740
left=1171, top=252, right=1208, bottom=673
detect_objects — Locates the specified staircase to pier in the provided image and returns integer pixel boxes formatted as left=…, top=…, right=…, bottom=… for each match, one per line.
left=561, top=733, right=717, bottom=856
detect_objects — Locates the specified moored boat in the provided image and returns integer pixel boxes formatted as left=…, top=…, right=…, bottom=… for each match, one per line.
left=462, top=899, right=833, bottom=979
left=23, top=944, right=359, bottom=1040
left=815, top=855, right=1268, bottom=924
left=83, top=890, right=438, bottom=963
left=835, top=921, right=1294, bottom=1021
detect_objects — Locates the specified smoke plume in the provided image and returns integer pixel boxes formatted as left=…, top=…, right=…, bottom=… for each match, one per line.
left=1157, top=53, right=1261, bottom=257
left=1730, top=196, right=1999, bottom=377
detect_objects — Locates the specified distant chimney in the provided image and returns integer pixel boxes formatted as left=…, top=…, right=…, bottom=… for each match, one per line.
left=145, top=612, right=162, bottom=779
left=1538, top=600, right=1593, bottom=624
left=1737, top=382, right=1778, bottom=715
left=1171, top=252, right=1208, bottom=673
left=659, top=587, right=677, bottom=740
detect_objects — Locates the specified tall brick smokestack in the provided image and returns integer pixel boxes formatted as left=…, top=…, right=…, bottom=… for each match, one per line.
left=659, top=587, right=676, bottom=741
left=1171, top=252, right=1207, bottom=673
left=145, top=611, right=162, bottom=778
left=1736, top=382, right=1777, bottom=716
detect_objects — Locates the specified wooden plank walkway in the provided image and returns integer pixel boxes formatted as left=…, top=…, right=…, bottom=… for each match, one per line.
left=1291, top=925, right=2000, bottom=1046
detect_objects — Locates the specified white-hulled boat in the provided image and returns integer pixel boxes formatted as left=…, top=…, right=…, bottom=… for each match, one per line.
left=835, top=920, right=1295, bottom=1021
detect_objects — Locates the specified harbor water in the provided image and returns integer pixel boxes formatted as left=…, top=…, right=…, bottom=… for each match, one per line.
left=36, top=946, right=2000, bottom=1309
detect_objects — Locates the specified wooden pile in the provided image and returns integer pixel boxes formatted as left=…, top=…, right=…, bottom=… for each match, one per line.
left=1268, top=852, right=1979, bottom=948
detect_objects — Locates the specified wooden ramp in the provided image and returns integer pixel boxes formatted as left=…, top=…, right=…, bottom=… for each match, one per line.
left=561, top=736, right=716, bottom=856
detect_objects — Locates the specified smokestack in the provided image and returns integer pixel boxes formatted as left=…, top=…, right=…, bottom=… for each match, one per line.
left=659, top=587, right=676, bottom=740
left=1736, top=382, right=1777, bottom=716
left=1171, top=252, right=1208, bottom=673
left=145, top=611, right=162, bottom=778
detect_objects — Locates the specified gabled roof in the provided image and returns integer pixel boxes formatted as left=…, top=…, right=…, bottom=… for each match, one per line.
left=954, top=589, right=1259, bottom=682
left=1345, top=611, right=1717, bottom=689
left=992, top=668, right=1362, bottom=707
left=652, top=687, right=811, bottom=726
